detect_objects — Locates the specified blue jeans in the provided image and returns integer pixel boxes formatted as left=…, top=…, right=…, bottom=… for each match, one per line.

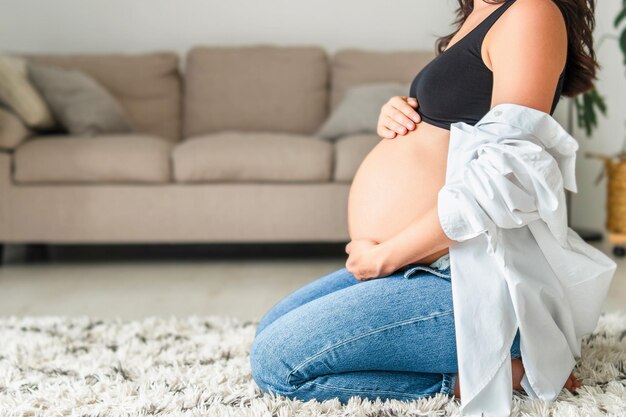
left=250, top=254, right=521, bottom=404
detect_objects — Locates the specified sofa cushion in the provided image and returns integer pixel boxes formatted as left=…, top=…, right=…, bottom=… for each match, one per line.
left=27, top=63, right=133, bottom=136
left=317, top=82, right=410, bottom=141
left=184, top=45, right=328, bottom=138
left=330, top=49, right=435, bottom=112
left=14, top=134, right=172, bottom=183
left=0, top=107, right=32, bottom=150
left=25, top=52, right=181, bottom=142
left=173, top=132, right=333, bottom=183
left=333, top=134, right=380, bottom=182
left=0, top=55, right=55, bottom=129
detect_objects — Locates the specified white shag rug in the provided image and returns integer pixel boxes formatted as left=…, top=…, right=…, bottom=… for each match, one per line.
left=0, top=312, right=625, bottom=417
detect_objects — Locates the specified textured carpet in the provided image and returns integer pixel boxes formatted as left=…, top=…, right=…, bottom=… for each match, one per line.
left=0, top=312, right=624, bottom=417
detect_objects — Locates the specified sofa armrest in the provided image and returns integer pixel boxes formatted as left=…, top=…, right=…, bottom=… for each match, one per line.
left=0, top=152, right=11, bottom=242
left=0, top=151, right=11, bottom=186
left=0, top=107, right=32, bottom=150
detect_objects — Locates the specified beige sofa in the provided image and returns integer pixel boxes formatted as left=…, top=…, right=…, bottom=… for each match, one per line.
left=0, top=45, right=435, bottom=259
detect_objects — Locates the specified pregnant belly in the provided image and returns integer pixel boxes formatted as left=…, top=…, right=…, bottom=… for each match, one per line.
left=347, top=122, right=451, bottom=262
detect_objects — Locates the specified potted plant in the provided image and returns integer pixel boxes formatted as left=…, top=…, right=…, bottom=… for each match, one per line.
left=583, top=1, right=626, bottom=256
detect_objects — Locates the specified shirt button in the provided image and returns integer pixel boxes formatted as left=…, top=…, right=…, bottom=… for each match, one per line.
left=494, top=110, right=502, bottom=116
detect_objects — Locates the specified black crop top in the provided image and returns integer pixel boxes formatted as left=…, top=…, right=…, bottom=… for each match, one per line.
left=409, top=0, right=566, bottom=130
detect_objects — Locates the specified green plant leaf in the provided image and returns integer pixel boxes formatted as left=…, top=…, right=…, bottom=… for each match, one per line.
left=615, top=5, right=626, bottom=27
left=620, top=28, right=626, bottom=66
left=575, top=94, right=591, bottom=137
left=584, top=94, right=596, bottom=136
left=575, top=88, right=607, bottom=137
left=575, top=96, right=585, bottom=133
left=591, top=88, right=608, bottom=115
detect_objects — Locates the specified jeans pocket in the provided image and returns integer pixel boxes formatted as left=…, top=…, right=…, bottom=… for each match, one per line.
left=403, top=265, right=451, bottom=280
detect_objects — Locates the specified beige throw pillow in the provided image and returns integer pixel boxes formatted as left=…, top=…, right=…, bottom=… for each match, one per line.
left=27, top=63, right=133, bottom=136
left=0, top=55, right=55, bottom=129
left=0, top=107, right=32, bottom=149
left=316, top=82, right=411, bottom=141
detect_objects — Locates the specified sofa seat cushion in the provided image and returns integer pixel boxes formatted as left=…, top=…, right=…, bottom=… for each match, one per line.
left=14, top=134, right=173, bottom=184
left=334, top=134, right=380, bottom=182
left=173, top=132, right=333, bottom=183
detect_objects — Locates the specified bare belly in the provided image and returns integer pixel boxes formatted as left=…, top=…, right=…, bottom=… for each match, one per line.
left=347, top=121, right=451, bottom=265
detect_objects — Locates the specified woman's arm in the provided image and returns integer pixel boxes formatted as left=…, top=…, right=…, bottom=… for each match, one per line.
left=376, top=205, right=454, bottom=273
left=486, top=0, right=567, bottom=112
left=346, top=0, right=568, bottom=279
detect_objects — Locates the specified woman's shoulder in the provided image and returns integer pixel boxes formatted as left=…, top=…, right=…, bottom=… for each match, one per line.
left=493, top=0, right=567, bottom=46
left=486, top=0, right=568, bottom=113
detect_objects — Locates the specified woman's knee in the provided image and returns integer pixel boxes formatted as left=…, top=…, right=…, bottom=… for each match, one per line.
left=254, top=267, right=357, bottom=337
left=249, top=327, right=297, bottom=396
left=249, top=334, right=276, bottom=393
left=254, top=313, right=273, bottom=337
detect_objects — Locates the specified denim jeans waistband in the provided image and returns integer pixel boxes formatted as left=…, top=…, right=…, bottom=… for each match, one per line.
left=428, top=253, right=450, bottom=271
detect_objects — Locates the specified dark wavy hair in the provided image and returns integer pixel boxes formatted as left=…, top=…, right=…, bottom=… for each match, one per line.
left=435, top=0, right=599, bottom=96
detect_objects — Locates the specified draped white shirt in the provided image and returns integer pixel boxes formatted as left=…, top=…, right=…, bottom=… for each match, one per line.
left=438, top=103, right=617, bottom=417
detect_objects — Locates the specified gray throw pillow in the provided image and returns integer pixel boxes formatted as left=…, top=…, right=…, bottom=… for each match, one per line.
left=27, top=63, right=133, bottom=136
left=316, top=82, right=411, bottom=141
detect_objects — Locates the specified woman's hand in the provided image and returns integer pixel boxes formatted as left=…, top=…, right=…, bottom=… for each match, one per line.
left=377, top=96, right=422, bottom=139
left=345, top=239, right=396, bottom=280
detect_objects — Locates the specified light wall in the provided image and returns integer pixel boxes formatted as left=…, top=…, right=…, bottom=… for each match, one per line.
left=0, top=0, right=451, bottom=55
left=0, top=0, right=624, bottom=232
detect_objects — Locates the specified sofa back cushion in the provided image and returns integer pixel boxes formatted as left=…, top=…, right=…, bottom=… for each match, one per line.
left=25, top=52, right=182, bottom=142
left=330, top=49, right=436, bottom=112
left=184, top=45, right=328, bottom=138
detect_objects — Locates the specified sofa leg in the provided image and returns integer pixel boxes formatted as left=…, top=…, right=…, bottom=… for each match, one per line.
left=25, top=244, right=50, bottom=262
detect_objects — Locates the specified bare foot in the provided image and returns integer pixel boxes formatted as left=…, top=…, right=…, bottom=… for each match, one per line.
left=511, top=358, right=525, bottom=391
left=564, top=371, right=582, bottom=392
left=453, top=358, right=581, bottom=399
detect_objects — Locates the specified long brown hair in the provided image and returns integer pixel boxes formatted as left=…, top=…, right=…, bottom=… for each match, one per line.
left=435, top=0, right=599, bottom=96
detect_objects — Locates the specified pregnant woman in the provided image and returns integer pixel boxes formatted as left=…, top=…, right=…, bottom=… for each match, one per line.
left=251, top=0, right=597, bottom=403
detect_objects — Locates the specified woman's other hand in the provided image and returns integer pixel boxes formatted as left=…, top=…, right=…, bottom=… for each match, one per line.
left=345, top=238, right=395, bottom=280
left=377, top=96, right=421, bottom=139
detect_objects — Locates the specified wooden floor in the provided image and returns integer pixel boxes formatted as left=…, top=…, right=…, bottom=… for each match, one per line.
left=0, top=241, right=623, bottom=321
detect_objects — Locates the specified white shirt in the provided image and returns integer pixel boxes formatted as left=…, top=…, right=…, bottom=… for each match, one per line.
left=438, top=103, right=617, bottom=417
